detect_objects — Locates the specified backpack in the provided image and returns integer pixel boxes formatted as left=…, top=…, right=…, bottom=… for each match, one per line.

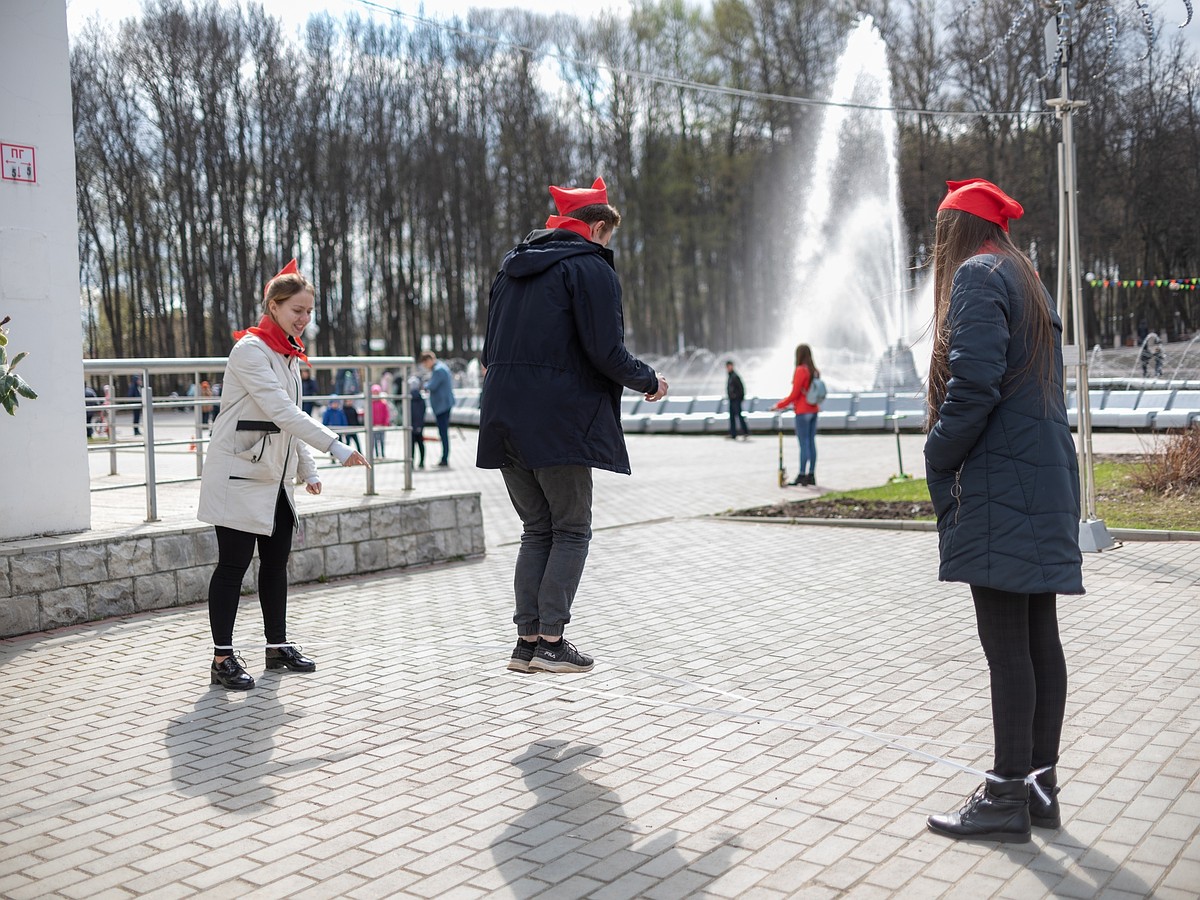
left=805, top=376, right=827, bottom=406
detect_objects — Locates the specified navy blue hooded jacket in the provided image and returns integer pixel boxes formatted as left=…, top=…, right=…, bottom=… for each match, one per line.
left=477, top=228, right=658, bottom=473
left=924, top=253, right=1084, bottom=595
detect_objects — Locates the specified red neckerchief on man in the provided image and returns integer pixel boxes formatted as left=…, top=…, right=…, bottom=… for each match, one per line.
left=544, top=215, right=594, bottom=241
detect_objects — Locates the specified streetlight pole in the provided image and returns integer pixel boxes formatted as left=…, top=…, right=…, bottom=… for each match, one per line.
left=1048, top=0, right=1114, bottom=552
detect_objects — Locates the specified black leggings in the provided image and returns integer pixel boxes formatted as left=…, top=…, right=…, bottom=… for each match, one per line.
left=208, top=489, right=295, bottom=655
left=971, top=585, right=1068, bottom=778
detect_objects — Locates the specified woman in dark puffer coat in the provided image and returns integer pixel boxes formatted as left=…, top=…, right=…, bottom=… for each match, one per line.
left=923, top=179, right=1084, bottom=844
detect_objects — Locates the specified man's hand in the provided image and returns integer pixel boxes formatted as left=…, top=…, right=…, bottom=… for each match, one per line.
left=645, top=373, right=669, bottom=402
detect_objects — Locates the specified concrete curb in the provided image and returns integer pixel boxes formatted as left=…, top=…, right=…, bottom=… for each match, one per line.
left=715, top=515, right=937, bottom=531
left=714, top=514, right=1200, bottom=541
left=1108, top=527, right=1200, bottom=541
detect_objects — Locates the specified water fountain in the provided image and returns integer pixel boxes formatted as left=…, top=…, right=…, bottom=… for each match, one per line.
left=1169, top=334, right=1200, bottom=383
left=642, top=18, right=928, bottom=399
left=765, top=16, right=926, bottom=394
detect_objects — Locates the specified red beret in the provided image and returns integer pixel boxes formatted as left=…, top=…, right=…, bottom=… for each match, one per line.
left=938, top=179, right=1024, bottom=232
left=264, top=258, right=300, bottom=296
left=549, top=177, right=608, bottom=215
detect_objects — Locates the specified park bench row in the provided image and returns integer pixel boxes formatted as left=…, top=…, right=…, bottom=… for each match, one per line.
left=443, top=392, right=930, bottom=433
left=1069, top=388, right=1200, bottom=429
left=439, top=388, right=1200, bottom=433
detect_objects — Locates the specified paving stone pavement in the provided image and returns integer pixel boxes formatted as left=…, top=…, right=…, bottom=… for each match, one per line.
left=3, top=430, right=1197, bottom=899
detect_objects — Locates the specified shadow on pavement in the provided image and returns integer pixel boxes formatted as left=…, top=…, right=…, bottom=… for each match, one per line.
left=164, top=675, right=352, bottom=813
left=998, top=825, right=1154, bottom=895
left=491, top=738, right=735, bottom=897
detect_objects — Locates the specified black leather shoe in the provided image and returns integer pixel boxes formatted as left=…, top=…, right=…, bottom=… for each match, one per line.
left=211, top=655, right=254, bottom=690
left=265, top=645, right=316, bottom=672
left=927, top=776, right=1031, bottom=843
left=1029, top=767, right=1062, bottom=828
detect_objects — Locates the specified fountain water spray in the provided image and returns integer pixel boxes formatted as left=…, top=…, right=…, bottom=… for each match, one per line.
left=642, top=18, right=930, bottom=397
left=773, top=16, right=926, bottom=393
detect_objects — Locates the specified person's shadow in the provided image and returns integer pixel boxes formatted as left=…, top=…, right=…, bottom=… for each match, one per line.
left=999, top=825, right=1155, bottom=896
left=164, top=674, right=353, bottom=813
left=491, top=739, right=731, bottom=896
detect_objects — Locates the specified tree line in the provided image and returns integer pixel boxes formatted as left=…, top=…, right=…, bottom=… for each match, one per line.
left=72, top=0, right=1200, bottom=364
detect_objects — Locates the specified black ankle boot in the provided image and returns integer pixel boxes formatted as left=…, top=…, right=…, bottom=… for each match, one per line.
left=1029, top=767, right=1061, bottom=828
left=211, top=655, right=254, bottom=690
left=265, top=645, right=316, bottom=672
left=927, top=775, right=1031, bottom=843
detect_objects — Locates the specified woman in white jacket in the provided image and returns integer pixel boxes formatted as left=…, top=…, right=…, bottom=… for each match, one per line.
left=198, top=260, right=367, bottom=690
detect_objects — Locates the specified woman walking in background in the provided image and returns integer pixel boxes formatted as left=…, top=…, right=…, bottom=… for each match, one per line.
left=772, top=344, right=821, bottom=485
left=198, top=260, right=368, bottom=691
left=923, top=179, right=1083, bottom=843
left=370, top=384, right=391, bottom=458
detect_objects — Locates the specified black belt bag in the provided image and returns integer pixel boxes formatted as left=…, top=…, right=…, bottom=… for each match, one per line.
left=236, top=420, right=281, bottom=434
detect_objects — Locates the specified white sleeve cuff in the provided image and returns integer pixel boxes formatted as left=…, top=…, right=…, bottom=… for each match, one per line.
left=305, top=475, right=321, bottom=485
left=328, top=440, right=354, bottom=464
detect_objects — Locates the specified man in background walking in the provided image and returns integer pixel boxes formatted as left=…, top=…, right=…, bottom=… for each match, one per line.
left=477, top=176, right=667, bottom=674
left=420, top=350, right=455, bottom=467
left=726, top=360, right=749, bottom=440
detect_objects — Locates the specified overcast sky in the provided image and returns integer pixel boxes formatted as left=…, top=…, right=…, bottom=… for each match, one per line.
left=65, top=0, right=1199, bottom=69
left=65, top=0, right=633, bottom=35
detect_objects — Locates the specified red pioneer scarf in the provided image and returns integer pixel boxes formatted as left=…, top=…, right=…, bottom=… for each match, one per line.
left=233, top=314, right=308, bottom=363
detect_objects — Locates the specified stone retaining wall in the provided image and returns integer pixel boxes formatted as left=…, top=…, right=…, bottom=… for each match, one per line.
left=0, top=493, right=484, bottom=638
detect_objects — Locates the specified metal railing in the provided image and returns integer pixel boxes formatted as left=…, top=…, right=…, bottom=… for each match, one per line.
left=83, top=356, right=416, bottom=523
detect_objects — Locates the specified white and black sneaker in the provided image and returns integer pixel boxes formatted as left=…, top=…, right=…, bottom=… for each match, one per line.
left=528, top=637, right=594, bottom=673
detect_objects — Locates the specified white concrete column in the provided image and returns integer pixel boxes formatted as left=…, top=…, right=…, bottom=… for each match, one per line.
left=0, top=0, right=89, bottom=539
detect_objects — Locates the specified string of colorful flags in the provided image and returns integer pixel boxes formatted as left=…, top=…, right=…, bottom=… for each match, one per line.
left=1088, top=277, right=1200, bottom=291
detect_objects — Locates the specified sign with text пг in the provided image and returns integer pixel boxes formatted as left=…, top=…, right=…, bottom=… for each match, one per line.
left=1, top=143, right=37, bottom=184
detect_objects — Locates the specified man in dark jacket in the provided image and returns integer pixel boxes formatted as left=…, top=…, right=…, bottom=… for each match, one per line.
left=478, top=176, right=668, bottom=674
left=725, top=360, right=749, bottom=439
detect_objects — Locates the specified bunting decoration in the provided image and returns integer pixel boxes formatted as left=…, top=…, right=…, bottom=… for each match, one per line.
left=1087, top=277, right=1200, bottom=290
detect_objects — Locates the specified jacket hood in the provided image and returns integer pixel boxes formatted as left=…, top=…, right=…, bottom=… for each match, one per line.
left=501, top=229, right=615, bottom=278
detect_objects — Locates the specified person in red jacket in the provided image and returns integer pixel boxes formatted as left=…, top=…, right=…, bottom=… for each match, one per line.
left=773, top=343, right=821, bottom=485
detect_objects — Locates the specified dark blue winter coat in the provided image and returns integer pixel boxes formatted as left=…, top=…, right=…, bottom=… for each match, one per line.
left=924, top=253, right=1084, bottom=595
left=476, top=229, right=658, bottom=473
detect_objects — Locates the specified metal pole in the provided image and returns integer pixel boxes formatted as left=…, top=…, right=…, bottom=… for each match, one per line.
left=402, top=365, right=413, bottom=492
left=1055, top=143, right=1070, bottom=334
left=193, top=372, right=204, bottom=476
left=142, top=372, right=159, bottom=522
left=362, top=365, right=376, bottom=496
left=106, top=376, right=118, bottom=474
left=1049, top=14, right=1113, bottom=551
left=1062, top=88, right=1097, bottom=519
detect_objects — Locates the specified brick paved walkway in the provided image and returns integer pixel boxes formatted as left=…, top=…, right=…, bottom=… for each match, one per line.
left=2, top=431, right=1196, bottom=898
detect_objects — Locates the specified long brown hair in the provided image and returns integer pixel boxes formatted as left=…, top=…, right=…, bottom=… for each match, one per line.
left=794, top=343, right=820, bottom=379
left=926, top=209, right=1056, bottom=427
